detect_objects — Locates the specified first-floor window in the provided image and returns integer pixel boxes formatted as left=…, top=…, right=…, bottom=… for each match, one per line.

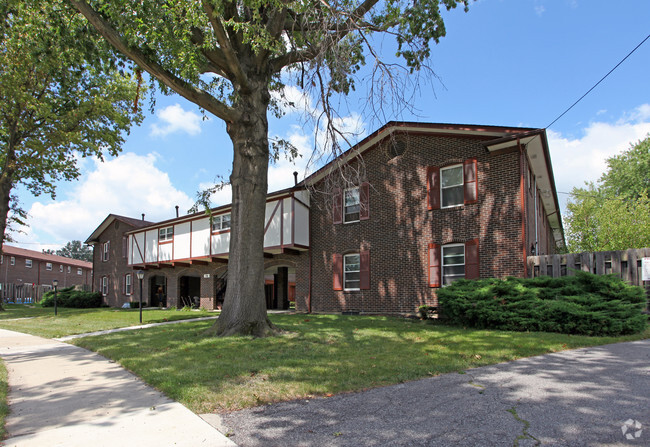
left=125, top=274, right=132, bottom=295
left=442, top=244, right=465, bottom=285
left=343, top=254, right=361, bottom=290
left=101, top=277, right=108, bottom=296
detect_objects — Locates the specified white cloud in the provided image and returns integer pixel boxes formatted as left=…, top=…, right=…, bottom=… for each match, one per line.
left=25, top=153, right=193, bottom=244
left=150, top=104, right=204, bottom=137
left=548, top=104, right=650, bottom=211
left=534, top=5, right=546, bottom=16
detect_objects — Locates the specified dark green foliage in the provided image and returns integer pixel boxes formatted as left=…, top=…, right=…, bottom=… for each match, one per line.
left=41, top=287, right=102, bottom=308
left=437, top=272, right=646, bottom=336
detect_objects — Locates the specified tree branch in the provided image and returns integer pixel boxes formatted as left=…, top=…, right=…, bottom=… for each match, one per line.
left=68, top=0, right=239, bottom=123
left=201, top=0, right=251, bottom=93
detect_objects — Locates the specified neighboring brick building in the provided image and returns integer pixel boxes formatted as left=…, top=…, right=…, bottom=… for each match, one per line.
left=87, top=122, right=564, bottom=314
left=85, top=214, right=153, bottom=307
left=0, top=245, right=92, bottom=302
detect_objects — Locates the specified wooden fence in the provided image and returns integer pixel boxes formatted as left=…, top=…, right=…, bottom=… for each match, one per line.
left=527, top=248, right=650, bottom=307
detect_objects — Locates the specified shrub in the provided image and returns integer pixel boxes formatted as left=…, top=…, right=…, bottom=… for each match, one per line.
left=437, top=271, right=646, bottom=336
left=41, top=288, right=102, bottom=308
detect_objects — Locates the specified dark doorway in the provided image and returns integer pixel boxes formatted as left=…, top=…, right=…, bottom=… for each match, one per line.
left=179, top=276, right=200, bottom=308
left=149, top=275, right=167, bottom=307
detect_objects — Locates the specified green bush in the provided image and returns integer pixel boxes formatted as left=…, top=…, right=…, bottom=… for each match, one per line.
left=41, top=288, right=102, bottom=308
left=437, top=271, right=647, bottom=336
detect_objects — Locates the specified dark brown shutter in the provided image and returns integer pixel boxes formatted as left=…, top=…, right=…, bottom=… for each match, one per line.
left=428, top=243, right=441, bottom=287
left=465, top=238, right=480, bottom=279
left=360, top=250, right=370, bottom=289
left=333, top=254, right=343, bottom=290
left=333, top=188, right=342, bottom=224
left=464, top=159, right=478, bottom=205
left=359, top=183, right=370, bottom=220
left=427, top=167, right=440, bottom=210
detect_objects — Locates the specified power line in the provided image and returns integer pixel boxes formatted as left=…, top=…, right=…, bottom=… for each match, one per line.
left=546, top=33, right=650, bottom=129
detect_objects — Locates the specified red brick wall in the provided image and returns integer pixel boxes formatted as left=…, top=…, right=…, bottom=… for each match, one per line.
left=296, top=133, right=529, bottom=314
left=1, top=254, right=91, bottom=289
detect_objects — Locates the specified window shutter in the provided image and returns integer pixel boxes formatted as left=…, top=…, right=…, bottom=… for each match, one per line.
left=464, top=159, right=478, bottom=205
left=428, top=243, right=441, bottom=287
left=427, top=167, right=440, bottom=210
left=333, top=254, right=343, bottom=290
left=360, top=250, right=370, bottom=289
left=359, top=183, right=370, bottom=220
left=332, top=188, right=342, bottom=224
left=465, top=238, right=480, bottom=279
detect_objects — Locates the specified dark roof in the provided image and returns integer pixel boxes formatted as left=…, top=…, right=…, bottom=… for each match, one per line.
left=85, top=214, right=153, bottom=245
left=1, top=245, right=92, bottom=268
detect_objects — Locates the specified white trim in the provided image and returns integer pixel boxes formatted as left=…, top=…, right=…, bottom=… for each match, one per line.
left=211, top=213, right=231, bottom=232
left=125, top=273, right=132, bottom=295
left=343, top=187, right=360, bottom=224
left=343, top=253, right=361, bottom=291
left=159, top=226, right=174, bottom=242
left=440, top=164, right=464, bottom=209
left=442, top=243, right=465, bottom=286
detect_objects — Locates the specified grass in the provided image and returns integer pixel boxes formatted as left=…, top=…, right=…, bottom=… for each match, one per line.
left=0, top=360, right=7, bottom=440
left=64, top=314, right=650, bottom=414
left=0, top=304, right=216, bottom=338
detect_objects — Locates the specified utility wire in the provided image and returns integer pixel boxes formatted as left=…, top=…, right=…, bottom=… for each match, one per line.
left=547, top=33, right=650, bottom=129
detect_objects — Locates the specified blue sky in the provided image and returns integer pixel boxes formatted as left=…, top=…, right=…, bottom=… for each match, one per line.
left=12, top=0, right=650, bottom=250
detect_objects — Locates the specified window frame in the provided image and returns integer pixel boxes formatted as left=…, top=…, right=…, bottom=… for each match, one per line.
left=25, top=259, right=33, bottom=268
left=343, top=187, right=361, bottom=223
left=125, top=273, right=132, bottom=295
left=343, top=253, right=361, bottom=291
left=441, top=243, right=465, bottom=286
left=211, top=213, right=232, bottom=233
left=101, top=276, right=108, bottom=296
left=102, top=241, right=110, bottom=262
left=159, top=226, right=174, bottom=243
left=440, top=164, right=464, bottom=208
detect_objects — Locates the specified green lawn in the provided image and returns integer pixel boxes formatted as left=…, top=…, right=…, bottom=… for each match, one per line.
left=0, top=304, right=216, bottom=338
left=64, top=314, right=650, bottom=413
left=0, top=360, right=7, bottom=440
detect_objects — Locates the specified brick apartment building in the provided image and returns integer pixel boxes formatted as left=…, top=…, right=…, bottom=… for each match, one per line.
left=87, top=122, right=564, bottom=313
left=0, top=245, right=93, bottom=302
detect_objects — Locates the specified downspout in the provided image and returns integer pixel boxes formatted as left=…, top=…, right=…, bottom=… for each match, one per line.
left=518, top=139, right=528, bottom=278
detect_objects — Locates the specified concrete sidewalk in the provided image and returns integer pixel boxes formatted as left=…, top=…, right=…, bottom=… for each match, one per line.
left=0, top=329, right=236, bottom=447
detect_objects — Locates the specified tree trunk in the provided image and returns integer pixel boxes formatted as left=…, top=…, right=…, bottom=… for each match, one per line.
left=0, top=135, right=18, bottom=312
left=206, top=80, right=279, bottom=337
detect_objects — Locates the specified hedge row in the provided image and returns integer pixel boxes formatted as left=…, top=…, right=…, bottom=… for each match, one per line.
left=437, top=271, right=647, bottom=336
left=40, top=287, right=103, bottom=309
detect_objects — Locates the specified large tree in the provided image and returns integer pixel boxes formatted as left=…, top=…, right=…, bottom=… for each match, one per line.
left=564, top=135, right=650, bottom=252
left=69, top=0, right=471, bottom=336
left=56, top=240, right=93, bottom=262
left=0, top=0, right=141, bottom=252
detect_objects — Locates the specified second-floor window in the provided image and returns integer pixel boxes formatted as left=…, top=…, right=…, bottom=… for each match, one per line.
left=10, top=257, right=15, bottom=265
left=159, top=226, right=174, bottom=242
left=440, top=165, right=464, bottom=208
left=212, top=214, right=231, bottom=232
left=344, top=188, right=360, bottom=223
left=67, top=266, right=71, bottom=273
left=46, top=262, right=52, bottom=271
left=103, top=241, right=110, bottom=261
left=26, top=259, right=32, bottom=268
left=77, top=268, right=82, bottom=275
left=60, top=265, right=63, bottom=273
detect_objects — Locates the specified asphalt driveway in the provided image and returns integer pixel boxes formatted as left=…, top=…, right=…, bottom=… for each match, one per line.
left=221, top=339, right=649, bottom=446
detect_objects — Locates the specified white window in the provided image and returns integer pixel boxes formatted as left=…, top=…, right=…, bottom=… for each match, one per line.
left=60, top=265, right=63, bottom=272
left=46, top=262, right=52, bottom=271
left=26, top=259, right=32, bottom=268
left=10, top=257, right=15, bottom=265
left=159, top=226, right=174, bottom=242
left=441, top=165, right=464, bottom=208
left=101, top=276, right=108, bottom=296
left=442, top=244, right=465, bottom=285
left=211, top=213, right=231, bottom=232
left=77, top=268, right=82, bottom=275
left=67, top=266, right=71, bottom=273
left=125, top=274, right=132, bottom=295
left=344, top=188, right=360, bottom=223
left=103, top=241, right=110, bottom=261
left=343, top=253, right=361, bottom=290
